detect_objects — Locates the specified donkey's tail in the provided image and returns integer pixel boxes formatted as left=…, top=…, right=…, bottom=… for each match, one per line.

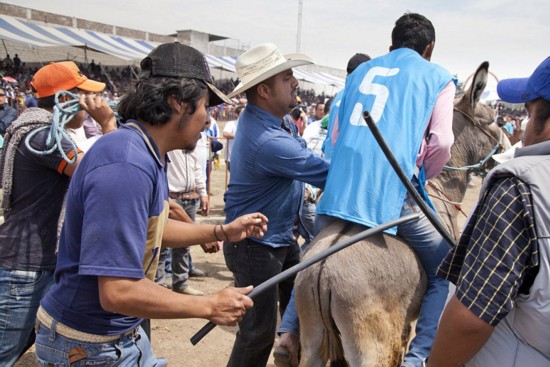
left=319, top=283, right=347, bottom=366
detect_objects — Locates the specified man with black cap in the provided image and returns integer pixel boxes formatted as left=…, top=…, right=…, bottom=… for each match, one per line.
left=223, top=43, right=329, bottom=367
left=429, top=56, right=550, bottom=366
left=34, top=42, right=268, bottom=366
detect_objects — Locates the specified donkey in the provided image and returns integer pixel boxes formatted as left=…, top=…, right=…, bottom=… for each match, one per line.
left=294, top=62, right=509, bottom=367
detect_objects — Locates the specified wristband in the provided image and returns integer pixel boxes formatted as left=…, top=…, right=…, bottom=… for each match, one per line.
left=220, top=224, right=229, bottom=242
left=213, top=224, right=221, bottom=242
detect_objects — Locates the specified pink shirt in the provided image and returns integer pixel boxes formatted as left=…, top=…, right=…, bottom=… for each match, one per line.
left=332, top=81, right=455, bottom=180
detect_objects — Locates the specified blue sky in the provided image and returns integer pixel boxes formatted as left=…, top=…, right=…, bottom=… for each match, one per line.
left=5, top=0, right=549, bottom=82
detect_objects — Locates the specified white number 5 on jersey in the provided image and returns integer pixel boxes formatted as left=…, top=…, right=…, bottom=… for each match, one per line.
left=350, top=66, right=399, bottom=125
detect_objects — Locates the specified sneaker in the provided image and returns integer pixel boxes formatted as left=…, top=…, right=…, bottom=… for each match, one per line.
left=189, top=268, right=207, bottom=277
left=176, top=286, right=204, bottom=296
left=273, top=333, right=300, bottom=367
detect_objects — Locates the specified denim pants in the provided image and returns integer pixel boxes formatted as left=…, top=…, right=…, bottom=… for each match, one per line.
left=171, top=198, right=198, bottom=292
left=298, top=200, right=316, bottom=249
left=35, top=322, right=165, bottom=366
left=278, top=200, right=316, bottom=337
left=155, top=198, right=198, bottom=291
left=224, top=238, right=301, bottom=367
left=0, top=267, right=54, bottom=366
left=398, top=195, right=451, bottom=367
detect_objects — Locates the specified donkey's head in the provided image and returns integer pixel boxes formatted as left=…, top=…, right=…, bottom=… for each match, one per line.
left=451, top=61, right=511, bottom=171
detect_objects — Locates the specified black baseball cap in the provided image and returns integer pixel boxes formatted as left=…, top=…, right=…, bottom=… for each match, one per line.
left=140, top=42, right=232, bottom=106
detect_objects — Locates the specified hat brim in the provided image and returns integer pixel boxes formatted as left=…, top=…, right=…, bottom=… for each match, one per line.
left=77, top=79, right=106, bottom=93
left=228, top=54, right=313, bottom=98
left=206, top=81, right=233, bottom=106
left=497, top=77, right=531, bottom=103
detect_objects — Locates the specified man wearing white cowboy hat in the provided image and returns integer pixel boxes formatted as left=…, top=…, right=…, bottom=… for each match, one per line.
left=223, top=43, right=329, bottom=367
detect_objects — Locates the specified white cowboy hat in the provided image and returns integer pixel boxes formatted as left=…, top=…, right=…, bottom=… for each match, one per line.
left=228, top=43, right=313, bottom=98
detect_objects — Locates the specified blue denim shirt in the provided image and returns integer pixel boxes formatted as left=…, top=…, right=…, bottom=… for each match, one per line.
left=224, top=103, right=329, bottom=248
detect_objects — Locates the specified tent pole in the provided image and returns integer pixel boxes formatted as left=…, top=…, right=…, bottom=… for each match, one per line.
left=99, top=64, right=117, bottom=93
left=1, top=39, right=8, bottom=56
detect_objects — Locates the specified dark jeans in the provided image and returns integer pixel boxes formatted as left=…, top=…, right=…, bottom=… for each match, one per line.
left=223, top=238, right=301, bottom=367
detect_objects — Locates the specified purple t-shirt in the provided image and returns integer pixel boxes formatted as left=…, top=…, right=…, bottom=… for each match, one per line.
left=41, top=121, right=170, bottom=335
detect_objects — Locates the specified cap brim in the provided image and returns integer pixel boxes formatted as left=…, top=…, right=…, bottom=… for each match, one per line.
left=228, top=54, right=313, bottom=98
left=497, top=77, right=531, bottom=103
left=206, top=81, right=233, bottom=106
left=77, top=79, right=106, bottom=93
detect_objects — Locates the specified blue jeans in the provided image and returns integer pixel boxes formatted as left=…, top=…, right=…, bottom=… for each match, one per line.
left=398, top=195, right=451, bottom=367
left=0, top=267, right=54, bottom=366
left=155, top=198, right=198, bottom=291
left=171, top=198, right=198, bottom=292
left=35, top=322, right=166, bottom=366
left=298, top=200, right=316, bottom=249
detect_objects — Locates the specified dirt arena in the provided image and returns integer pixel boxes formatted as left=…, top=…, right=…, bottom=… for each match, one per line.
left=14, top=158, right=483, bottom=367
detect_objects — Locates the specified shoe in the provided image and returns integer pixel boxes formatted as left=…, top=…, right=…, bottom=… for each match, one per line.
left=273, top=333, right=300, bottom=367
left=189, top=268, right=207, bottom=277
left=177, top=286, right=205, bottom=296
left=156, top=357, right=168, bottom=367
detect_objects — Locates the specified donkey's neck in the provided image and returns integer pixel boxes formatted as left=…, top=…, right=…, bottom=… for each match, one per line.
left=431, top=170, right=469, bottom=203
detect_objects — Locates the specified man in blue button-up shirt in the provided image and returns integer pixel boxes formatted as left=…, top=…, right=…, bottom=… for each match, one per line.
left=223, top=43, right=329, bottom=367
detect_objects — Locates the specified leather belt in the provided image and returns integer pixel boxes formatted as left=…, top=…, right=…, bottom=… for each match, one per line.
left=36, top=306, right=139, bottom=343
left=169, top=190, right=199, bottom=201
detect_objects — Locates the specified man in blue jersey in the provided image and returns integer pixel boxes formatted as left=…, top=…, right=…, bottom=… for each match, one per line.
left=317, top=13, right=456, bottom=367
left=223, top=43, right=329, bottom=367
left=34, top=42, right=268, bottom=366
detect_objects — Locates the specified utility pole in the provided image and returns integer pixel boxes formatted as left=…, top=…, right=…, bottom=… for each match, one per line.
left=296, top=0, right=303, bottom=53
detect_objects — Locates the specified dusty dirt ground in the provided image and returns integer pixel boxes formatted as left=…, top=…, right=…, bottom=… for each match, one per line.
left=14, top=159, right=483, bottom=367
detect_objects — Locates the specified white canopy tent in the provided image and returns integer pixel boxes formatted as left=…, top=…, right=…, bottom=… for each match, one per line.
left=0, top=14, right=345, bottom=94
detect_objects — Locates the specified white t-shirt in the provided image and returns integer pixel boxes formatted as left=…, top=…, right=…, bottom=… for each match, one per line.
left=223, top=119, right=238, bottom=161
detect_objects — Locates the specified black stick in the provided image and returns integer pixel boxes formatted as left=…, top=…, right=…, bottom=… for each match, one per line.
left=362, top=110, right=456, bottom=247
left=190, top=212, right=420, bottom=345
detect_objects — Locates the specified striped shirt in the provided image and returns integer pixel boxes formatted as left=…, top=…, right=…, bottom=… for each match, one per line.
left=437, top=177, right=539, bottom=326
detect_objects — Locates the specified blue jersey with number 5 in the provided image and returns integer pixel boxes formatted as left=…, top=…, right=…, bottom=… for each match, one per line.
left=317, top=48, right=453, bottom=233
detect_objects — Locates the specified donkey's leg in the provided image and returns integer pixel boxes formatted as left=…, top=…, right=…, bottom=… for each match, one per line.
left=298, top=316, right=328, bottom=367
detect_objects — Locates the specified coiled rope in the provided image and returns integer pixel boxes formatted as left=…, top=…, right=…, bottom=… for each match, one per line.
left=24, top=90, right=81, bottom=164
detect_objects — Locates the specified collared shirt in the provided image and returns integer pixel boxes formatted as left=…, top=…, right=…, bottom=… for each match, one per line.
left=167, top=149, right=206, bottom=197
left=224, top=103, right=329, bottom=248
left=437, top=177, right=539, bottom=326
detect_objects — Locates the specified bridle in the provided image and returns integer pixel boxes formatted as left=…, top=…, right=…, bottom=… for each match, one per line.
left=442, top=107, right=504, bottom=175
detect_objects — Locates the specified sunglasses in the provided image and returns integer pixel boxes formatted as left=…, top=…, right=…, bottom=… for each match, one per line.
left=0, top=94, right=5, bottom=97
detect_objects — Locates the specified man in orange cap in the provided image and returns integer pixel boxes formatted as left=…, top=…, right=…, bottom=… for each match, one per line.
left=0, top=61, right=115, bottom=366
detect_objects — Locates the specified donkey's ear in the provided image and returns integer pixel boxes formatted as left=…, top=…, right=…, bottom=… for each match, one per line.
left=468, top=61, right=489, bottom=109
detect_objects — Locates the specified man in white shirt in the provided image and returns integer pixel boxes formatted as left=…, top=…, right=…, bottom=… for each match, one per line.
left=223, top=106, right=242, bottom=171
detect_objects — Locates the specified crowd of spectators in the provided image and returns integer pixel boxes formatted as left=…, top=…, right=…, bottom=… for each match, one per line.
left=0, top=56, right=333, bottom=124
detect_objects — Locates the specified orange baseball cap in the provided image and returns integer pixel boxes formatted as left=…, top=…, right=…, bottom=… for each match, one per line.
left=30, top=61, right=106, bottom=98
